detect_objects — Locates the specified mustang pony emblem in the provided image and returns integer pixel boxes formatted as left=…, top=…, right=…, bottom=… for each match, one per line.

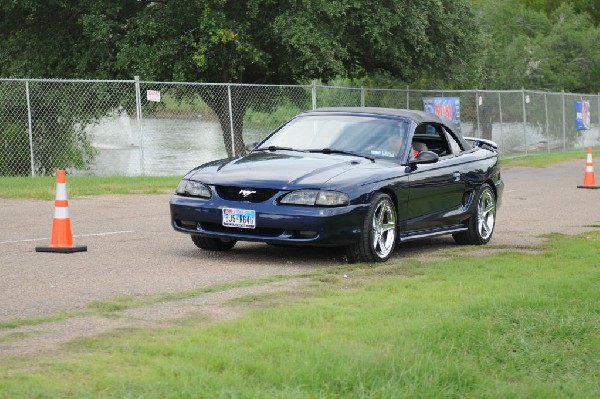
left=239, top=189, right=256, bottom=198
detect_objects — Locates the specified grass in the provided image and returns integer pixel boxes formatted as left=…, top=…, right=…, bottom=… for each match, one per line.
left=501, top=149, right=588, bottom=168
left=0, top=232, right=598, bottom=398
left=0, top=175, right=180, bottom=199
left=0, top=276, right=290, bottom=330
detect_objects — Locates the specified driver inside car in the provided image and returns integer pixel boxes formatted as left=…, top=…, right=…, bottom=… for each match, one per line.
left=412, top=140, right=428, bottom=157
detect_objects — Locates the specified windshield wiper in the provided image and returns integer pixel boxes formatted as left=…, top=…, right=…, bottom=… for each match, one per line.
left=307, top=148, right=375, bottom=162
left=253, top=146, right=306, bottom=153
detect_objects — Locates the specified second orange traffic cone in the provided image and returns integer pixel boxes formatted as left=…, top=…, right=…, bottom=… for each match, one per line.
left=577, top=147, right=600, bottom=189
left=35, top=170, right=87, bottom=253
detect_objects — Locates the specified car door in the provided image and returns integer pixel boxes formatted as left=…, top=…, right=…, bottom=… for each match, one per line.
left=405, top=123, right=467, bottom=231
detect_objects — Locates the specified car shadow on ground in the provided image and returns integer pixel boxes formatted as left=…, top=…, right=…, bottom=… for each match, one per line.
left=177, top=235, right=461, bottom=266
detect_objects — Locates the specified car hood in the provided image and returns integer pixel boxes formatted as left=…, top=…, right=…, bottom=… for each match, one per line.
left=186, top=151, right=390, bottom=189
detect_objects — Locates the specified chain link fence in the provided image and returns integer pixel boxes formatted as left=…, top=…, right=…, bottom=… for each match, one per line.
left=1, top=78, right=599, bottom=176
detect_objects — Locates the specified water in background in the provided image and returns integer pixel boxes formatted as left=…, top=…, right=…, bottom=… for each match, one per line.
left=86, top=113, right=600, bottom=175
left=87, top=114, right=228, bottom=176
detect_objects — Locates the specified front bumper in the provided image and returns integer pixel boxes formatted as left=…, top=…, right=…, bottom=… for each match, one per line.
left=170, top=194, right=369, bottom=246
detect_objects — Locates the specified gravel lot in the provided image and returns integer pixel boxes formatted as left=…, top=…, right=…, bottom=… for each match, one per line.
left=1, top=159, right=599, bottom=355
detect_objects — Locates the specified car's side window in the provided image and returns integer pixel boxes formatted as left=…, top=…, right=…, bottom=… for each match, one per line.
left=413, top=123, right=451, bottom=157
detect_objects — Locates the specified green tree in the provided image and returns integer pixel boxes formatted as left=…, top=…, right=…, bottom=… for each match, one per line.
left=520, top=0, right=600, bottom=25
left=470, top=0, right=600, bottom=92
left=0, top=1, right=147, bottom=78
left=528, top=5, right=600, bottom=92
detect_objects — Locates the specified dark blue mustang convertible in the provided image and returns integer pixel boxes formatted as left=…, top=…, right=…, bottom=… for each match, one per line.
left=170, top=107, right=503, bottom=263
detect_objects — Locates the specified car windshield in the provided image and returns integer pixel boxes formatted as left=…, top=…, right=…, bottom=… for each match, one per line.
left=257, top=114, right=411, bottom=159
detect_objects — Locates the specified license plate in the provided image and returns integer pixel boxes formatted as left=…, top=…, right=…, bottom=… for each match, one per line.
left=222, top=208, right=256, bottom=229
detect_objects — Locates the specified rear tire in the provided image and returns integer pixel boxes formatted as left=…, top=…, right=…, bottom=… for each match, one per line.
left=453, top=184, right=496, bottom=245
left=191, top=235, right=237, bottom=251
left=345, top=193, right=397, bottom=263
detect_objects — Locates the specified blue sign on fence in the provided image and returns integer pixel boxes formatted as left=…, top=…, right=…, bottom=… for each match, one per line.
left=575, top=100, right=591, bottom=130
left=423, top=97, right=461, bottom=132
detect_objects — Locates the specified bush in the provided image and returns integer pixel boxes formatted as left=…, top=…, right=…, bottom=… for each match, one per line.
left=0, top=123, right=31, bottom=176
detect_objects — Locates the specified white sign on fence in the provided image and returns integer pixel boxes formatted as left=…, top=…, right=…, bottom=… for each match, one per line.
left=146, top=90, right=161, bottom=102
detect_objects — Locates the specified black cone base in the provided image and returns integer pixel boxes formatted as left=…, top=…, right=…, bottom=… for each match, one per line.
left=35, top=245, right=87, bottom=253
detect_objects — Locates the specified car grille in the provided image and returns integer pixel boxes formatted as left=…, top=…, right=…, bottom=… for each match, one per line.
left=216, top=186, right=279, bottom=202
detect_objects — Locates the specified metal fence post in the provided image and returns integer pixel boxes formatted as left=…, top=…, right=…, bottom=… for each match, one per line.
left=522, top=88, right=528, bottom=155
left=227, top=85, right=236, bottom=157
left=312, top=80, right=317, bottom=110
left=544, top=92, right=550, bottom=152
left=406, top=85, right=410, bottom=109
left=498, top=92, right=504, bottom=153
left=579, top=94, right=584, bottom=150
left=475, top=90, right=481, bottom=137
left=360, top=86, right=365, bottom=107
left=134, top=76, right=145, bottom=175
left=25, top=80, right=35, bottom=177
left=562, top=90, right=566, bottom=151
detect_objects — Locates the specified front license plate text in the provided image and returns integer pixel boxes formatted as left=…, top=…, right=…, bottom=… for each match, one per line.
left=222, top=208, right=256, bottom=229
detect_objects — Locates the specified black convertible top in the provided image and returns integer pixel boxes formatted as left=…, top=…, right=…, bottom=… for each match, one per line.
left=309, top=107, right=447, bottom=126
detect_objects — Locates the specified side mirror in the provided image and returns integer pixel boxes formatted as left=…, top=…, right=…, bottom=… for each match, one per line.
left=408, top=150, right=439, bottom=166
left=245, top=141, right=259, bottom=151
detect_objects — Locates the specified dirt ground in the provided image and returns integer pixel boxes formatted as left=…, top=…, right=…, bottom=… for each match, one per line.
left=1, top=159, right=599, bottom=356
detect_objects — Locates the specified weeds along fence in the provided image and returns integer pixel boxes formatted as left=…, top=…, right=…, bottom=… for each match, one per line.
left=1, top=77, right=599, bottom=176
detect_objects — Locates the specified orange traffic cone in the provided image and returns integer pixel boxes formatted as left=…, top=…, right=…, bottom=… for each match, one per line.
left=577, top=147, right=600, bottom=189
left=35, top=170, right=87, bottom=253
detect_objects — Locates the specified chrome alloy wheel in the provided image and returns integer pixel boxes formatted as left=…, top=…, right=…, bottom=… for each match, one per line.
left=477, top=187, right=496, bottom=241
left=371, top=198, right=397, bottom=258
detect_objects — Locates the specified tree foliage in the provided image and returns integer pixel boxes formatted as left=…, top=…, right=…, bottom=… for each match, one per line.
left=1, top=0, right=481, bottom=83
left=520, top=0, right=600, bottom=25
left=1, top=0, right=598, bottom=91
left=470, top=0, right=600, bottom=92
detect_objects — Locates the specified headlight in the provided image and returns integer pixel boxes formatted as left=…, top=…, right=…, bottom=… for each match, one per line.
left=316, top=190, right=349, bottom=206
left=280, top=190, right=349, bottom=206
left=176, top=180, right=212, bottom=198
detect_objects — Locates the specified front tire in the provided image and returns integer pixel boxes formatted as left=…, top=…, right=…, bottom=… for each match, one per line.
left=191, top=235, right=237, bottom=251
left=346, top=193, right=397, bottom=263
left=453, top=184, right=496, bottom=245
